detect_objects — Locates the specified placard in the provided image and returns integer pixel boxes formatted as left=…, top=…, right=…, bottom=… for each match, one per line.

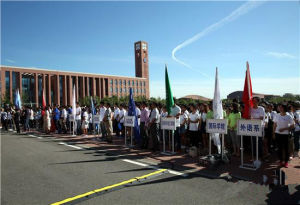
left=237, top=119, right=263, bottom=137
left=206, top=119, right=228, bottom=134
left=160, top=117, right=176, bottom=130
left=93, top=115, right=100, bottom=124
left=69, top=115, right=75, bottom=122
left=124, top=116, right=135, bottom=127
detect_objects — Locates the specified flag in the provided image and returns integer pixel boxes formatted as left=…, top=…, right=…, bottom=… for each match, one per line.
left=165, top=65, right=174, bottom=114
left=212, top=67, right=222, bottom=153
left=213, top=67, right=223, bottom=119
left=42, top=88, right=46, bottom=116
left=128, top=88, right=140, bottom=143
left=242, top=61, right=253, bottom=119
left=90, top=96, right=96, bottom=115
left=14, top=89, right=22, bottom=109
left=72, top=86, right=76, bottom=117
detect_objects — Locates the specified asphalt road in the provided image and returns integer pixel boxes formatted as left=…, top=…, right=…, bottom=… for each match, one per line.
left=1, top=131, right=274, bottom=205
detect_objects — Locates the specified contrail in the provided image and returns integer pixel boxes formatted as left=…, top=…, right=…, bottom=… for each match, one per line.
left=172, top=0, right=264, bottom=76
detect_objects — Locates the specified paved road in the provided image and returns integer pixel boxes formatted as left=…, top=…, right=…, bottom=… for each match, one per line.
left=2, top=131, right=275, bottom=204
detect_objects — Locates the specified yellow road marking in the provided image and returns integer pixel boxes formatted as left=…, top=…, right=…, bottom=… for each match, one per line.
left=51, top=169, right=167, bottom=205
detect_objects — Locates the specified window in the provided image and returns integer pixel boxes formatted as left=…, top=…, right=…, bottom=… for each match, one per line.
left=132, top=80, right=134, bottom=86
left=120, top=88, right=122, bottom=93
left=140, top=81, right=142, bottom=86
left=115, top=88, right=118, bottom=92
left=142, top=43, right=147, bottom=50
left=110, top=88, right=113, bottom=92
left=135, top=43, right=140, bottom=50
left=133, top=88, right=135, bottom=93
left=123, top=80, right=126, bottom=85
left=110, top=79, right=113, bottom=84
left=136, top=81, right=138, bottom=86
left=119, top=79, right=122, bottom=85
left=128, top=80, right=131, bottom=86
left=115, top=79, right=117, bottom=85
left=124, top=88, right=127, bottom=93
left=136, top=88, right=138, bottom=93
left=144, top=89, right=146, bottom=93
left=140, top=88, right=142, bottom=93
left=143, top=81, right=146, bottom=86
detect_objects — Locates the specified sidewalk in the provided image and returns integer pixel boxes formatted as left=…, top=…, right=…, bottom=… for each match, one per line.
left=28, top=130, right=300, bottom=186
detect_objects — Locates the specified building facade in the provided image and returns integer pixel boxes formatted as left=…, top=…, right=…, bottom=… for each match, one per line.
left=0, top=41, right=150, bottom=107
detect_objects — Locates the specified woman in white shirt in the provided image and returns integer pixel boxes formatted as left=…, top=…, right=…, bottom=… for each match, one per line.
left=188, top=104, right=200, bottom=147
left=81, top=108, right=89, bottom=136
left=44, top=107, right=51, bottom=134
left=273, top=104, right=295, bottom=168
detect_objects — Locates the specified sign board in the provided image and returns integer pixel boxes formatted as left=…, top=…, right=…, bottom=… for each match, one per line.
left=237, top=119, right=263, bottom=137
left=161, top=117, right=176, bottom=130
left=124, top=116, right=135, bottom=127
left=93, top=115, right=100, bottom=124
left=69, top=115, right=75, bottom=122
left=206, top=119, right=228, bottom=134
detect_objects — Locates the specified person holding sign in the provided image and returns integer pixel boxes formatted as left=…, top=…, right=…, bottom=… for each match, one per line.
left=273, top=104, right=295, bottom=168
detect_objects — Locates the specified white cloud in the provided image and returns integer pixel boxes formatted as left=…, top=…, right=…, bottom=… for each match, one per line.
left=5, top=59, right=16, bottom=63
left=266, top=52, right=297, bottom=59
left=150, top=77, right=300, bottom=99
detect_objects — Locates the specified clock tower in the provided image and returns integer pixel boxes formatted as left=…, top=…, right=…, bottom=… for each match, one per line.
left=135, top=41, right=149, bottom=97
left=135, top=41, right=149, bottom=79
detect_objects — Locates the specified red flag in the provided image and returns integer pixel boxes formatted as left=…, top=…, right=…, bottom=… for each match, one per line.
left=42, top=89, right=46, bottom=116
left=242, top=61, right=253, bottom=119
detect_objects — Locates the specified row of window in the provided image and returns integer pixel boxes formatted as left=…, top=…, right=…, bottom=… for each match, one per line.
left=110, top=87, right=146, bottom=94
left=110, top=79, right=146, bottom=87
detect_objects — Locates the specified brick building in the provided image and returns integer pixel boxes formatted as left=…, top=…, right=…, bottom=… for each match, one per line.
left=0, top=41, right=150, bottom=107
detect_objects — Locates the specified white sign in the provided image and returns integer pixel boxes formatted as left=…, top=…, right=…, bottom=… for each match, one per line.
left=124, top=116, right=135, bottom=127
left=69, top=115, right=75, bottom=122
left=206, top=119, right=228, bottom=134
left=237, top=119, right=263, bottom=137
left=160, top=117, right=176, bottom=130
left=93, top=115, right=100, bottom=124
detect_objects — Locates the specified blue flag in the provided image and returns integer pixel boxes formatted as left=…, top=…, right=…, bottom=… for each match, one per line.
left=15, top=89, right=22, bottom=109
left=90, top=96, right=96, bottom=115
left=128, top=88, right=140, bottom=143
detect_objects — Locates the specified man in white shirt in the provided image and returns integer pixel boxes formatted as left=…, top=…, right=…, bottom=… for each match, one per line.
left=169, top=98, right=181, bottom=151
left=149, top=102, right=160, bottom=151
left=113, top=104, right=120, bottom=136
left=135, top=103, right=141, bottom=126
left=119, top=104, right=127, bottom=137
left=99, top=102, right=107, bottom=138
left=60, top=106, right=68, bottom=134
left=250, top=97, right=265, bottom=159
left=75, top=103, right=82, bottom=135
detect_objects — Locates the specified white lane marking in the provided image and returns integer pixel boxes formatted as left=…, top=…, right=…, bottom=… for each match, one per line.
left=28, top=134, right=38, bottom=138
left=37, top=137, right=43, bottom=139
left=58, top=142, right=83, bottom=150
left=122, top=159, right=187, bottom=177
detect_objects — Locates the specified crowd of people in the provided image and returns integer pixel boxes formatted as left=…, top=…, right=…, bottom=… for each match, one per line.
left=1, top=97, right=299, bottom=168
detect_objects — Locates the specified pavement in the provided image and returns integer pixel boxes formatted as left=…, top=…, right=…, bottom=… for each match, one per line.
left=1, top=130, right=300, bottom=204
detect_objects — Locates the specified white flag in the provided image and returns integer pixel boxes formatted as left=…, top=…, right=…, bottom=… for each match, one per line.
left=72, top=86, right=76, bottom=117
left=213, top=67, right=223, bottom=119
left=212, top=67, right=222, bottom=152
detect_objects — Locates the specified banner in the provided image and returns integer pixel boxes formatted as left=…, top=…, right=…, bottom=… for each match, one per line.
left=93, top=115, right=100, bottom=124
left=237, top=119, right=263, bottom=137
left=161, top=117, right=176, bottom=130
left=206, top=119, right=228, bottom=134
left=124, top=116, right=135, bottom=127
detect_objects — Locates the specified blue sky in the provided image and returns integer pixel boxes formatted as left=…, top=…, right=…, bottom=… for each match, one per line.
left=1, top=1, right=299, bottom=98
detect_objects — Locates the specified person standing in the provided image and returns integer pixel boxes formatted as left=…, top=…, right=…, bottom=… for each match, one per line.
left=99, top=102, right=107, bottom=138
left=113, top=104, right=120, bottom=136
left=140, top=102, right=150, bottom=149
left=188, top=104, right=201, bottom=147
left=75, top=103, right=82, bottom=135
left=169, top=98, right=182, bottom=152
left=119, top=104, right=127, bottom=137
left=14, top=108, right=21, bottom=133
left=148, top=102, right=160, bottom=151
left=103, top=103, right=113, bottom=143
left=228, top=103, right=241, bottom=157
left=250, top=97, right=265, bottom=159
left=44, top=107, right=51, bottom=134
left=60, top=106, right=67, bottom=134
left=273, top=104, right=295, bottom=168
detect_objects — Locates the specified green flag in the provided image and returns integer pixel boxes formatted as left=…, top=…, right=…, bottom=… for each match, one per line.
left=165, top=65, right=174, bottom=114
